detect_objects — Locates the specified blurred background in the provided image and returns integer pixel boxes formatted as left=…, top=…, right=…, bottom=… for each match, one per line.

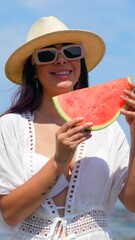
left=0, top=0, right=135, bottom=239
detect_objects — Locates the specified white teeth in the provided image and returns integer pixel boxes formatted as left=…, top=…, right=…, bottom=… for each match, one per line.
left=55, top=71, right=70, bottom=75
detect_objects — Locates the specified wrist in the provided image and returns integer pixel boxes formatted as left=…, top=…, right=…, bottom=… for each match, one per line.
left=130, top=128, right=135, bottom=145
left=50, top=156, right=67, bottom=173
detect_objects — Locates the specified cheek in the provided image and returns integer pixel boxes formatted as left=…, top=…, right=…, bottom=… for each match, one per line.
left=35, top=65, right=48, bottom=81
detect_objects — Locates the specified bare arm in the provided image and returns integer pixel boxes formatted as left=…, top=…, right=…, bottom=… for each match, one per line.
left=119, top=130, right=135, bottom=211
left=119, top=83, right=135, bottom=211
left=0, top=118, right=93, bottom=227
left=0, top=157, right=63, bottom=227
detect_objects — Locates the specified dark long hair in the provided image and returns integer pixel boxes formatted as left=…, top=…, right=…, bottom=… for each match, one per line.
left=3, top=57, right=89, bottom=114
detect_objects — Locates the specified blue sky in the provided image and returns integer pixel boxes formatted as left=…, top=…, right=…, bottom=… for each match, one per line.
left=0, top=0, right=135, bottom=141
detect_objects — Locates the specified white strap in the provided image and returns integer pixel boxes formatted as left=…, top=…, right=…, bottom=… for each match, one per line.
left=48, top=174, right=69, bottom=198
left=50, top=217, right=67, bottom=239
left=56, top=206, right=65, bottom=210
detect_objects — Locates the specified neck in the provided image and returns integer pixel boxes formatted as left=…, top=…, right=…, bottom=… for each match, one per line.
left=38, top=108, right=63, bottom=123
left=36, top=94, right=65, bottom=125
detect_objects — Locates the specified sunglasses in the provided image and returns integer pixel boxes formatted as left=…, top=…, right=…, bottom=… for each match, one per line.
left=32, top=44, right=84, bottom=65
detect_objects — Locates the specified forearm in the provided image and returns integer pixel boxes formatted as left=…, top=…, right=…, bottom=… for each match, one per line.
left=119, top=129, right=135, bottom=212
left=0, top=157, right=64, bottom=226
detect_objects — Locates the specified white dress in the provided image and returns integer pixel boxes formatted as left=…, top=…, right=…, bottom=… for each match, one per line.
left=0, top=111, right=129, bottom=239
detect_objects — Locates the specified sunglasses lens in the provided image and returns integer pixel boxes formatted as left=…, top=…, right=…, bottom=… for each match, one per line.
left=64, top=46, right=82, bottom=59
left=37, top=50, right=56, bottom=63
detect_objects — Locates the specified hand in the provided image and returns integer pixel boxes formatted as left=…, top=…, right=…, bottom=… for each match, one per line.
left=120, top=82, right=135, bottom=132
left=54, top=117, right=93, bottom=166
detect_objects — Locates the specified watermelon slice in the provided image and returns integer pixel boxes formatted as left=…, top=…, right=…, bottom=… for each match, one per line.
left=52, top=77, right=132, bottom=130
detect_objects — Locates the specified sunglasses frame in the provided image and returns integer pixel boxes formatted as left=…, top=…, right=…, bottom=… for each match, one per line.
left=32, top=44, right=84, bottom=65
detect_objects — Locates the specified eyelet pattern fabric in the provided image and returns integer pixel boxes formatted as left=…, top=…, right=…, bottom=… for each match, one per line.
left=19, top=209, right=108, bottom=239
left=24, top=111, right=35, bottom=176
left=17, top=112, right=109, bottom=239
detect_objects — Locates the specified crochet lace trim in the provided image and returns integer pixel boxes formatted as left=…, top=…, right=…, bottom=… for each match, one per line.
left=19, top=209, right=108, bottom=238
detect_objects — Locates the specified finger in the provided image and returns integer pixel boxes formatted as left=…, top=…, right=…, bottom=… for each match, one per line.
left=58, top=117, right=92, bottom=133
left=69, top=134, right=92, bottom=149
left=65, top=122, right=93, bottom=138
left=120, top=108, right=135, bottom=117
left=121, top=94, right=135, bottom=109
left=69, top=131, right=92, bottom=142
left=128, top=81, right=135, bottom=89
left=60, top=117, right=84, bottom=132
left=123, top=89, right=135, bottom=100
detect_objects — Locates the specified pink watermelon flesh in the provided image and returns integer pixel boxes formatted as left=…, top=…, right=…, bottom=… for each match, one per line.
left=52, top=77, right=132, bottom=130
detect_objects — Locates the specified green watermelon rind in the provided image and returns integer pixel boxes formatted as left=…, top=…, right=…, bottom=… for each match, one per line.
left=52, top=76, right=132, bottom=131
left=90, top=106, right=126, bottom=130
left=52, top=96, right=72, bottom=122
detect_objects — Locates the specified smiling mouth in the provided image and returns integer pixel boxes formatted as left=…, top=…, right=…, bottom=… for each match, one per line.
left=51, top=70, right=72, bottom=77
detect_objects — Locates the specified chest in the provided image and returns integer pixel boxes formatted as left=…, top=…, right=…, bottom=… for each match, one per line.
left=34, top=121, right=76, bottom=178
left=34, top=122, right=59, bottom=158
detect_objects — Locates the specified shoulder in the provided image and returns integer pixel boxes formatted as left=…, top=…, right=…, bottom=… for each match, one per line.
left=104, top=121, right=126, bottom=137
left=91, top=121, right=126, bottom=138
left=107, top=120, right=127, bottom=140
left=0, top=111, right=33, bottom=127
left=0, top=111, right=34, bottom=146
left=1, top=112, right=21, bottom=123
left=87, top=120, right=128, bottom=149
left=0, top=113, right=23, bottom=132
left=0, top=111, right=33, bottom=137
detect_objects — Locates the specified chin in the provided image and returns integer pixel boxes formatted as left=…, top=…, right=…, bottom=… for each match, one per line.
left=57, top=82, right=74, bottom=91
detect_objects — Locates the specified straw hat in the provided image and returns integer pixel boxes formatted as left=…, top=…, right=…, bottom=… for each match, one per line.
left=5, top=16, right=106, bottom=84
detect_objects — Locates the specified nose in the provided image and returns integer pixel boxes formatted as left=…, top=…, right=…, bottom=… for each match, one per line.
left=55, top=53, right=68, bottom=65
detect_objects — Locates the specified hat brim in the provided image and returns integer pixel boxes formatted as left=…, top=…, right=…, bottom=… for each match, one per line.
left=5, top=29, right=106, bottom=84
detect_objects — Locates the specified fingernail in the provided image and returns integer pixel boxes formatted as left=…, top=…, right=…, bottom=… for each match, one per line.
left=76, top=117, right=84, bottom=121
left=86, top=122, right=93, bottom=127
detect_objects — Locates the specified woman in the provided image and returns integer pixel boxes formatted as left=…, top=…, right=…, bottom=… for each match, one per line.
left=0, top=16, right=135, bottom=240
